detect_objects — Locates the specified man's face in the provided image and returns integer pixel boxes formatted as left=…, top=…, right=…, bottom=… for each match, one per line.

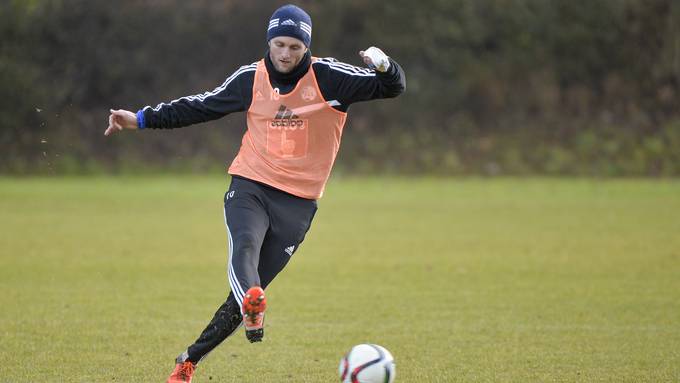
left=268, top=36, right=308, bottom=73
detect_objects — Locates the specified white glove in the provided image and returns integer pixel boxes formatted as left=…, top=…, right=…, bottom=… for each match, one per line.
left=360, top=46, right=390, bottom=72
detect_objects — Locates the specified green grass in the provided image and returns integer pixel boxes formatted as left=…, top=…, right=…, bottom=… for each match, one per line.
left=1, top=176, right=679, bottom=382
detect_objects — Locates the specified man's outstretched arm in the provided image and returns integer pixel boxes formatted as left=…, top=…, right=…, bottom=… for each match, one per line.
left=104, top=64, right=256, bottom=135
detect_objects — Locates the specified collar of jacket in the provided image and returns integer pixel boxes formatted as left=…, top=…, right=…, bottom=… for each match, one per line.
left=264, top=49, right=312, bottom=87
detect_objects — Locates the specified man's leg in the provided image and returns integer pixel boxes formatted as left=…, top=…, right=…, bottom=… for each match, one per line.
left=223, top=185, right=270, bottom=309
left=178, top=293, right=242, bottom=364
left=235, top=184, right=319, bottom=345
left=174, top=183, right=269, bottom=365
left=258, top=190, right=317, bottom=289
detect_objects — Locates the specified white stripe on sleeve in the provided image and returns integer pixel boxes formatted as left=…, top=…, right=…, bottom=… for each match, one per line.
left=150, top=63, right=257, bottom=112
left=315, top=59, right=376, bottom=77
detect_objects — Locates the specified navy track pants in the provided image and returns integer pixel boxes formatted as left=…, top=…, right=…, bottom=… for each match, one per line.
left=183, top=176, right=317, bottom=363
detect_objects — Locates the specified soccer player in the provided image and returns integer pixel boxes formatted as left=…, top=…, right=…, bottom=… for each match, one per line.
left=105, top=4, right=405, bottom=382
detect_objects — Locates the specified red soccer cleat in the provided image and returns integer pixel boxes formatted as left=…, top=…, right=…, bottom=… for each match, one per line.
left=242, top=286, right=267, bottom=342
left=167, top=361, right=196, bottom=383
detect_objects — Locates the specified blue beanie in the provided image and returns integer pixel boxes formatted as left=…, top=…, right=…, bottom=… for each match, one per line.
left=267, top=4, right=312, bottom=47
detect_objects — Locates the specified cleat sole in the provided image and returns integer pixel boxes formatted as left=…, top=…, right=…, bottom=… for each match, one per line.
left=246, top=328, right=264, bottom=343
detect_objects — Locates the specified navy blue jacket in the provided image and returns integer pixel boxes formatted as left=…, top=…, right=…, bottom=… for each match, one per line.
left=138, top=50, right=405, bottom=129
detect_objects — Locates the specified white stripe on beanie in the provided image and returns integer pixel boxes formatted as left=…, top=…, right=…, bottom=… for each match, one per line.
left=299, top=21, right=312, bottom=37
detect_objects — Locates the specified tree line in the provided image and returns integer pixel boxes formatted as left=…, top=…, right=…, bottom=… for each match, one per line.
left=1, top=0, right=679, bottom=175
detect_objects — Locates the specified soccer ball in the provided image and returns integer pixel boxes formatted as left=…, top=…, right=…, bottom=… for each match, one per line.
left=338, top=344, right=396, bottom=383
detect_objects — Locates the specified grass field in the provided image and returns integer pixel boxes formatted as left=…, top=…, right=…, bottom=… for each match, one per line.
left=1, top=176, right=679, bottom=382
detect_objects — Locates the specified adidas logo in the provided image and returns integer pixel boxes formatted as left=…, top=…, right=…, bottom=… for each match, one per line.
left=270, top=105, right=305, bottom=130
left=281, top=19, right=297, bottom=26
left=284, top=245, right=295, bottom=256
left=275, top=104, right=299, bottom=119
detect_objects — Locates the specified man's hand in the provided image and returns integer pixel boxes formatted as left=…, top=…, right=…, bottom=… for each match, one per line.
left=359, top=46, right=390, bottom=72
left=105, top=109, right=138, bottom=136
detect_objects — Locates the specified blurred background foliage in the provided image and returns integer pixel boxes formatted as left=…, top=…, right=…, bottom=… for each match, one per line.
left=1, top=0, right=679, bottom=176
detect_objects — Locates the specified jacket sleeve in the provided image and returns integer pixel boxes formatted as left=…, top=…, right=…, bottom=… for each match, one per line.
left=138, top=63, right=257, bottom=129
left=314, top=57, right=406, bottom=112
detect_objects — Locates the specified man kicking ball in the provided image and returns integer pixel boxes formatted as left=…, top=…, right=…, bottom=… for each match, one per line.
left=105, top=4, right=405, bottom=382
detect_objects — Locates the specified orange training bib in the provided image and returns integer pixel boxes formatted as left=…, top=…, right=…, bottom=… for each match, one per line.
left=228, top=58, right=347, bottom=199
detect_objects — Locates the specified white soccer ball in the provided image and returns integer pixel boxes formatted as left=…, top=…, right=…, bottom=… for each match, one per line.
left=338, top=344, right=396, bottom=383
